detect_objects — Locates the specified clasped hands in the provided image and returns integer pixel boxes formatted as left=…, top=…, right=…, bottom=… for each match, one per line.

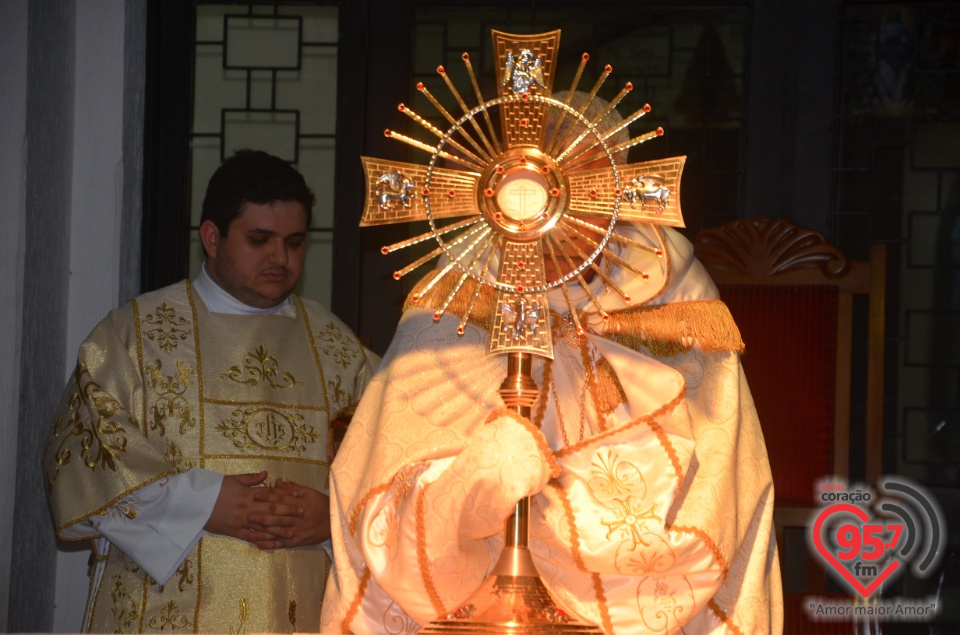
left=203, top=471, right=330, bottom=550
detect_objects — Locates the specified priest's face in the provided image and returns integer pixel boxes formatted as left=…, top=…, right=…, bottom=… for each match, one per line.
left=200, top=200, right=308, bottom=308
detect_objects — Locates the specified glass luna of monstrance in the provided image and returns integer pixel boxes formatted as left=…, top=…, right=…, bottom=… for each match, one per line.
left=359, top=29, right=686, bottom=633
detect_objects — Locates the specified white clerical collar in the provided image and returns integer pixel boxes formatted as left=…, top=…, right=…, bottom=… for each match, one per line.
left=192, top=263, right=296, bottom=316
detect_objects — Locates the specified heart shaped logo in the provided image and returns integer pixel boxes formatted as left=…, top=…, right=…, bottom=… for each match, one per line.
left=812, top=503, right=901, bottom=598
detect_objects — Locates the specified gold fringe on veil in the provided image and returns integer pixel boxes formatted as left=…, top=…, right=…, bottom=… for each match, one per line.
left=404, top=270, right=497, bottom=331
left=405, top=271, right=744, bottom=358
left=604, top=300, right=745, bottom=357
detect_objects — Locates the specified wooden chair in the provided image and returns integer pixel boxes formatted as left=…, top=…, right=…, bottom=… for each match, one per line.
left=692, top=216, right=886, bottom=633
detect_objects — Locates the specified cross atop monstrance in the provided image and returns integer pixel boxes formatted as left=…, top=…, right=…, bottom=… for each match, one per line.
left=358, top=29, right=686, bottom=632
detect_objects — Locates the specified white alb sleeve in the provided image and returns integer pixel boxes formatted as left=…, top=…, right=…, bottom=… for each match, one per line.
left=92, top=468, right=223, bottom=584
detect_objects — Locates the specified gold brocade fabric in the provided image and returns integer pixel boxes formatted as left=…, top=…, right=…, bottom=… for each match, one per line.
left=321, top=224, right=782, bottom=634
left=44, top=281, right=377, bottom=633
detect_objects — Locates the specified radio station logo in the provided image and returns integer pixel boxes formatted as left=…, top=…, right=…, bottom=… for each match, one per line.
left=806, top=476, right=945, bottom=622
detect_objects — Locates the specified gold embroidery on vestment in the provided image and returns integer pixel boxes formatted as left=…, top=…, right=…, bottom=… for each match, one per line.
left=141, top=302, right=191, bottom=354
left=202, top=397, right=327, bottom=410
left=619, top=536, right=678, bottom=577
left=554, top=386, right=686, bottom=459
left=109, top=573, right=141, bottom=632
left=148, top=599, right=191, bottom=631
left=200, top=453, right=327, bottom=467
left=118, top=548, right=140, bottom=574
left=590, top=572, right=614, bottom=635
left=164, top=440, right=193, bottom=472
left=45, top=363, right=130, bottom=489
left=145, top=358, right=197, bottom=436
left=600, top=497, right=662, bottom=549
left=349, top=482, right=392, bottom=535
left=416, top=483, right=447, bottom=618
left=656, top=580, right=678, bottom=614
left=176, top=558, right=195, bottom=593
left=229, top=598, right=249, bottom=635
left=667, top=524, right=729, bottom=581
left=708, top=598, right=745, bottom=635
left=192, top=534, right=203, bottom=631
left=586, top=450, right=674, bottom=577
left=634, top=575, right=699, bottom=632
left=342, top=568, right=372, bottom=634
left=379, top=600, right=419, bottom=633
left=54, top=471, right=176, bottom=537
left=215, top=407, right=319, bottom=454
left=222, top=344, right=302, bottom=389
left=96, top=496, right=139, bottom=522
left=327, top=375, right=350, bottom=413
left=549, top=482, right=588, bottom=572
left=185, top=281, right=207, bottom=463
left=645, top=417, right=686, bottom=498
left=296, top=295, right=333, bottom=438
left=380, top=465, right=423, bottom=552
left=589, top=450, right=642, bottom=500
left=316, top=321, right=361, bottom=370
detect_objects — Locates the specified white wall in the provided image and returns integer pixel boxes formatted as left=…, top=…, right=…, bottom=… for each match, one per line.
left=53, top=2, right=131, bottom=630
left=0, top=1, right=137, bottom=630
left=0, top=0, right=29, bottom=627
left=67, top=5, right=126, bottom=356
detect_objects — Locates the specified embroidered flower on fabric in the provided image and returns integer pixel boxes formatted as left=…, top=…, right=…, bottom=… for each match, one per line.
left=316, top=322, right=360, bottom=370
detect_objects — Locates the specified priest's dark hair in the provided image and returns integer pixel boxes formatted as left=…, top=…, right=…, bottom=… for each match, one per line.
left=201, top=149, right=316, bottom=237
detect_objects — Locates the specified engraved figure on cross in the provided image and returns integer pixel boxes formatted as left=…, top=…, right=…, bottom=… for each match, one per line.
left=375, top=171, right=416, bottom=211
left=500, top=297, right=542, bottom=342
left=622, top=175, right=671, bottom=213
left=502, top=49, right=545, bottom=95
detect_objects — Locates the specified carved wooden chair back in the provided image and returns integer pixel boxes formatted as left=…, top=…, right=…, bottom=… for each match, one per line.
left=693, top=216, right=886, bottom=632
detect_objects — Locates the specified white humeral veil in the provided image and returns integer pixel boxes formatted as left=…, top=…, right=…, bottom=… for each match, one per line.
left=321, top=224, right=783, bottom=634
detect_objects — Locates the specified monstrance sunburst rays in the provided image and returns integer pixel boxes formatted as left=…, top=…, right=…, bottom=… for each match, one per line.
left=360, top=29, right=686, bottom=360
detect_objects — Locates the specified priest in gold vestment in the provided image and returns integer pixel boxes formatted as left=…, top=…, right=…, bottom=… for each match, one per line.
left=321, top=222, right=783, bottom=634
left=44, top=150, right=379, bottom=633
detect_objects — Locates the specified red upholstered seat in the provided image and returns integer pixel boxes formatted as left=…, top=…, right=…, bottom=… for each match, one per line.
left=719, top=284, right=839, bottom=507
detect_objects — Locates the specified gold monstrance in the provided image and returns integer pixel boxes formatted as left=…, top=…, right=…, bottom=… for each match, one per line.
left=360, top=29, right=686, bottom=633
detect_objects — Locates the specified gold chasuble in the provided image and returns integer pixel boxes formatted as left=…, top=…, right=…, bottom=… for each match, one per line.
left=45, top=281, right=377, bottom=633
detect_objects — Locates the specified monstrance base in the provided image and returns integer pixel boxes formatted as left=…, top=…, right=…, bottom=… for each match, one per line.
left=419, top=546, right=603, bottom=634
